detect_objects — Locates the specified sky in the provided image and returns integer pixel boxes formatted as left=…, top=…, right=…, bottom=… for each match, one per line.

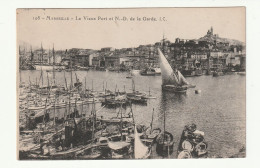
left=17, top=8, right=245, bottom=50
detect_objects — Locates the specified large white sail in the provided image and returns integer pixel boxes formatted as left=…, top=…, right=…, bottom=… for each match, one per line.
left=134, top=126, right=149, bottom=159
left=158, top=49, right=188, bottom=86
left=177, top=71, right=189, bottom=85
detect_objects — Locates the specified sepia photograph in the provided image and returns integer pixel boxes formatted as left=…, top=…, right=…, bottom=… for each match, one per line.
left=17, top=8, right=246, bottom=160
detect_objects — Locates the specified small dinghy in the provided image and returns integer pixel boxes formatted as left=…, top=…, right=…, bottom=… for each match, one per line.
left=177, top=124, right=208, bottom=158
left=177, top=150, right=192, bottom=159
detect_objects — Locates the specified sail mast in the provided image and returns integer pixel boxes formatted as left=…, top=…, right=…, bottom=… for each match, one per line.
left=150, top=108, right=154, bottom=133
left=47, top=72, right=50, bottom=91
left=70, top=54, right=73, bottom=90
left=41, top=42, right=43, bottom=64
left=132, top=78, right=135, bottom=92
left=52, top=44, right=56, bottom=85
left=91, top=98, right=96, bottom=143
left=120, top=103, right=123, bottom=140
left=53, top=97, right=56, bottom=126
left=64, top=71, right=68, bottom=91
left=49, top=48, right=51, bottom=64
left=92, top=80, right=93, bottom=92
left=30, top=46, right=33, bottom=65
left=163, top=106, right=166, bottom=145
left=41, top=68, right=43, bottom=86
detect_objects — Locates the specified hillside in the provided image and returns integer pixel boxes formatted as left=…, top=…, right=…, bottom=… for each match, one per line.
left=198, top=34, right=245, bottom=46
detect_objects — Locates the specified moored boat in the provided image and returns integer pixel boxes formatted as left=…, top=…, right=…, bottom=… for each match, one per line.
left=155, top=131, right=174, bottom=157
left=177, top=124, right=208, bottom=159
left=134, top=126, right=152, bottom=159
left=140, top=67, right=161, bottom=76
left=158, top=48, right=195, bottom=93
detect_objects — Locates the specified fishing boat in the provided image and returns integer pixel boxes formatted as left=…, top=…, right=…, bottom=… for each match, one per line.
left=141, top=87, right=156, bottom=99
left=106, top=128, right=133, bottom=159
left=126, top=79, right=147, bottom=104
left=155, top=104, right=174, bottom=157
left=155, top=131, right=174, bottom=157
left=158, top=49, right=195, bottom=93
left=141, top=109, right=161, bottom=142
left=126, top=94, right=147, bottom=104
left=177, top=124, right=208, bottom=159
left=134, top=126, right=151, bottom=159
left=101, top=104, right=135, bottom=159
left=140, top=67, right=161, bottom=76
left=181, top=69, right=195, bottom=77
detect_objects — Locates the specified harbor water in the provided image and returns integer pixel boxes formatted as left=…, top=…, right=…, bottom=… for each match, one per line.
left=19, top=70, right=246, bottom=158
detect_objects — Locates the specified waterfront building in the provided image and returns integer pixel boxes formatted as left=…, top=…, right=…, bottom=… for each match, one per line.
left=104, top=55, right=120, bottom=67
left=92, top=55, right=105, bottom=68
left=68, top=49, right=95, bottom=67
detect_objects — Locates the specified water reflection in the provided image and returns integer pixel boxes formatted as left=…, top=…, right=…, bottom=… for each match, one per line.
left=158, top=91, right=187, bottom=126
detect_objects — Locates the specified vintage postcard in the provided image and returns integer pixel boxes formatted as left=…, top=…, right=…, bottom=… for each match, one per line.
left=17, top=8, right=246, bottom=160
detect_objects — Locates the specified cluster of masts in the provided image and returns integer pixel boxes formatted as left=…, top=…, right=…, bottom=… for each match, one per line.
left=19, top=73, right=207, bottom=159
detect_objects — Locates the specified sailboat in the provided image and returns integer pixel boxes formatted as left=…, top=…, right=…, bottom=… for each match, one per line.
left=155, top=104, right=174, bottom=157
left=134, top=126, right=151, bottom=159
left=126, top=78, right=147, bottom=104
left=106, top=104, right=133, bottom=159
left=34, top=43, right=65, bottom=71
left=158, top=48, right=195, bottom=93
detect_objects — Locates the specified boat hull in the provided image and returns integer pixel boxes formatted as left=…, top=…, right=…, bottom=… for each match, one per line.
left=177, top=124, right=208, bottom=158
left=162, top=85, right=187, bottom=93
left=140, top=72, right=160, bottom=76
left=155, top=131, right=174, bottom=157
